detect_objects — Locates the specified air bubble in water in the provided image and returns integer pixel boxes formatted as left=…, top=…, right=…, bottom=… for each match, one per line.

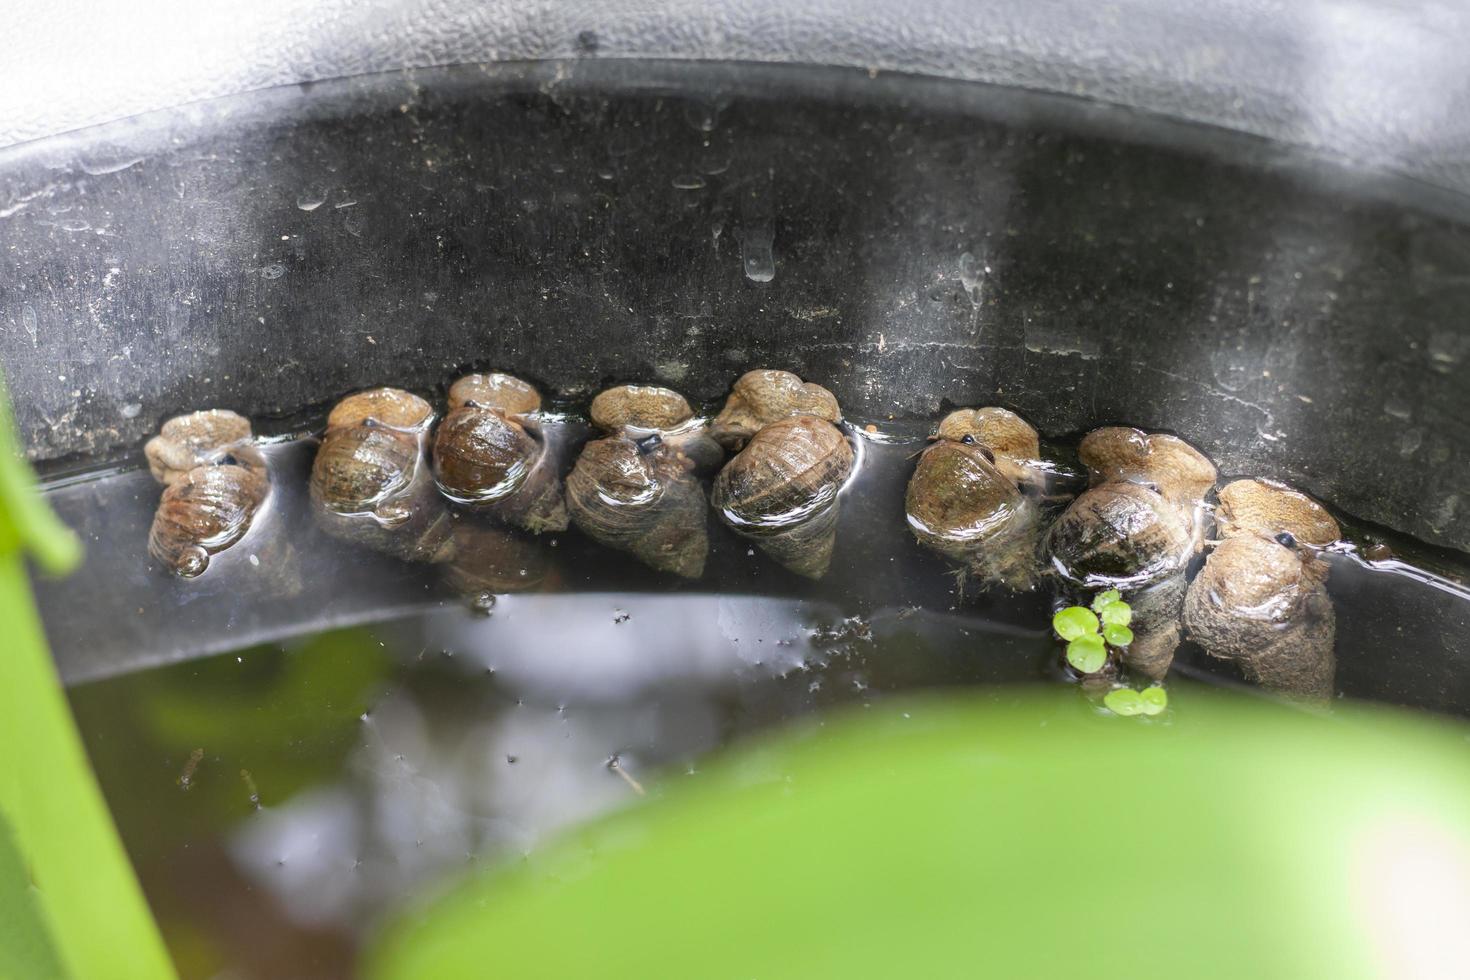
left=120, top=402, right=142, bottom=419
left=260, top=263, right=285, bottom=280
left=471, top=592, right=497, bottom=616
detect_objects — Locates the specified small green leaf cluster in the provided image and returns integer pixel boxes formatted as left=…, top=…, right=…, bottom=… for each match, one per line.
left=1051, top=590, right=1133, bottom=674
left=1104, top=686, right=1169, bottom=716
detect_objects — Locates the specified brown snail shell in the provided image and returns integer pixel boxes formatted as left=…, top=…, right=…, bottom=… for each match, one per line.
left=709, top=370, right=841, bottom=451
left=566, top=433, right=708, bottom=578
left=148, top=462, right=269, bottom=577
left=1216, top=478, right=1341, bottom=546
left=933, top=407, right=1044, bottom=492
left=712, top=415, right=855, bottom=579
left=904, top=437, right=1038, bottom=590
left=443, top=522, right=553, bottom=596
left=1183, top=532, right=1335, bottom=701
left=1045, top=481, right=1195, bottom=589
left=447, top=373, right=542, bottom=415
left=145, top=409, right=253, bottom=485
left=310, top=388, right=454, bottom=562
left=432, top=404, right=568, bottom=534
left=590, top=384, right=724, bottom=472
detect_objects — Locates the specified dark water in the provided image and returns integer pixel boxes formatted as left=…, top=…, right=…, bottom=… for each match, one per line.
left=39, top=418, right=1470, bottom=979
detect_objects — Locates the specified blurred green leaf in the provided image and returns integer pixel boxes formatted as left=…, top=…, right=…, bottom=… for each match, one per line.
left=0, top=372, right=174, bottom=979
left=1103, top=688, right=1146, bottom=716
left=1090, top=589, right=1122, bottom=612
left=1102, top=623, right=1135, bottom=647
left=371, top=691, right=1470, bottom=979
left=1100, top=602, right=1132, bottom=627
left=1141, top=686, right=1169, bottom=715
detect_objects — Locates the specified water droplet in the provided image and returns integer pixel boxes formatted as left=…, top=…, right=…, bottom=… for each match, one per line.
left=684, top=102, right=722, bottom=133
left=742, top=240, right=775, bottom=283
left=957, top=251, right=984, bottom=306
left=120, top=401, right=142, bottom=419
left=260, top=263, right=285, bottom=280
left=295, top=186, right=328, bottom=211
left=471, top=592, right=496, bottom=616
left=1383, top=395, right=1413, bottom=421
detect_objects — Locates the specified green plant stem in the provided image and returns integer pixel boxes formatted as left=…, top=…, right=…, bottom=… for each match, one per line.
left=0, top=377, right=174, bottom=979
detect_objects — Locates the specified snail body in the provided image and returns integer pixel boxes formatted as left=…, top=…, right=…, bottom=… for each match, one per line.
left=432, top=375, right=568, bottom=534
left=145, top=409, right=254, bottom=485
left=310, top=387, right=454, bottom=562
left=590, top=384, right=724, bottom=471
left=566, top=431, right=708, bottom=578
left=905, top=408, right=1042, bottom=590
left=448, top=372, right=543, bottom=415
left=712, top=415, right=854, bottom=579
left=1184, top=480, right=1338, bottom=701
left=1078, top=426, right=1216, bottom=547
left=710, top=369, right=842, bottom=451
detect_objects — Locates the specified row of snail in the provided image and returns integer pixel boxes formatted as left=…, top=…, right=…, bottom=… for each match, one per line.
left=145, top=369, right=1342, bottom=701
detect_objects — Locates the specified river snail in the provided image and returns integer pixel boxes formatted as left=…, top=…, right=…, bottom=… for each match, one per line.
left=1077, top=426, right=1217, bottom=548
left=432, top=374, right=568, bottom=534
left=310, top=387, right=454, bottom=562
left=566, top=384, right=711, bottom=578
left=145, top=411, right=269, bottom=577
left=1047, top=428, right=1216, bottom=678
left=566, top=429, right=708, bottom=579
left=712, top=414, right=855, bottom=579
left=1183, top=480, right=1340, bottom=701
left=709, top=369, right=842, bottom=451
left=589, top=384, right=724, bottom=472
left=904, top=407, right=1043, bottom=590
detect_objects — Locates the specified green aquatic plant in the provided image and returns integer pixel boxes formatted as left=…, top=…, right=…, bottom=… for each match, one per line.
left=1052, top=592, right=1134, bottom=673
left=1105, top=686, right=1169, bottom=717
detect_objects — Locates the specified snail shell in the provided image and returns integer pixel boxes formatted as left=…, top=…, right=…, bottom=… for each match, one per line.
left=1216, top=478, right=1341, bottom=546
left=712, top=415, right=854, bottom=579
left=710, top=370, right=841, bottom=451
left=433, top=394, right=568, bottom=534
left=443, top=521, right=553, bottom=596
left=590, top=384, right=724, bottom=472
left=1183, top=532, right=1335, bottom=700
left=904, top=435, right=1038, bottom=590
left=145, top=409, right=253, bottom=485
left=447, top=372, right=542, bottom=415
left=310, top=388, right=454, bottom=562
left=566, top=433, right=709, bottom=578
left=148, top=461, right=269, bottom=577
left=1045, top=481, right=1194, bottom=589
